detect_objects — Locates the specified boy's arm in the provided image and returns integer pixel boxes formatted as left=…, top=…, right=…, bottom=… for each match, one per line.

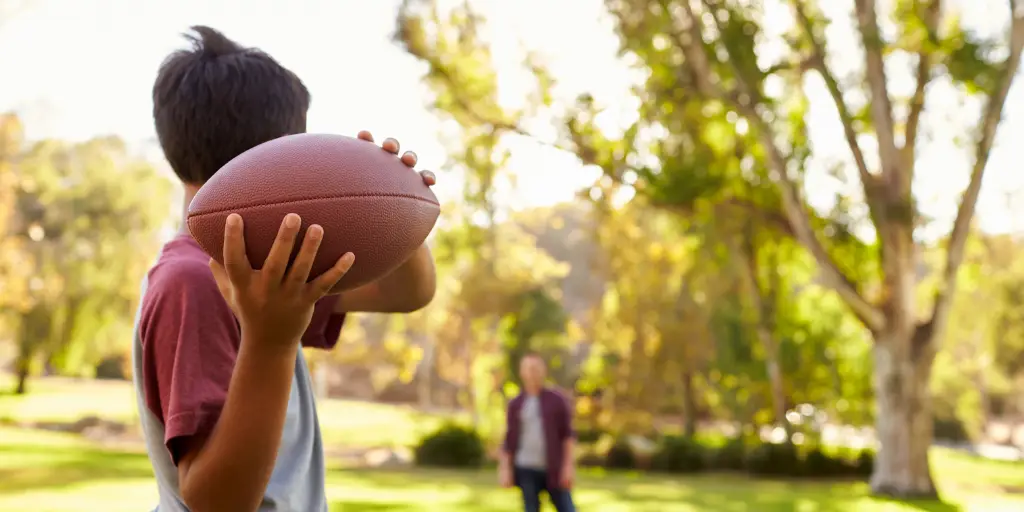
left=140, top=262, right=300, bottom=512
left=177, top=336, right=297, bottom=512
left=333, top=244, right=435, bottom=313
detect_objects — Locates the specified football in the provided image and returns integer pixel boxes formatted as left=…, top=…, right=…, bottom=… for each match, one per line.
left=186, top=133, right=440, bottom=291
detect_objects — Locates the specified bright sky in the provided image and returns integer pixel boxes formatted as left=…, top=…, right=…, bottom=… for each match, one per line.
left=1, top=0, right=1023, bottom=235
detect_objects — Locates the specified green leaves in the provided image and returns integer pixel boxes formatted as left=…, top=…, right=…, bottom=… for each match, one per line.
left=943, top=31, right=1002, bottom=94
left=2, top=114, right=172, bottom=382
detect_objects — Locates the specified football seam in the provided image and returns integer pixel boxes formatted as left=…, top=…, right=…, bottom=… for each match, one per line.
left=188, top=192, right=440, bottom=217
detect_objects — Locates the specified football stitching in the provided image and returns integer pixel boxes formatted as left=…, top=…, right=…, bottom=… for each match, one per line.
left=186, top=194, right=439, bottom=275
left=188, top=192, right=440, bottom=217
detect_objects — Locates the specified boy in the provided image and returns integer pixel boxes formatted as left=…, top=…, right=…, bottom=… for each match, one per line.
left=131, top=26, right=437, bottom=511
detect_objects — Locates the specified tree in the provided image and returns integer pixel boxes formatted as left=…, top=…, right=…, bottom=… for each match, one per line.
left=397, top=0, right=1024, bottom=497
left=3, top=120, right=173, bottom=393
left=598, top=0, right=1023, bottom=497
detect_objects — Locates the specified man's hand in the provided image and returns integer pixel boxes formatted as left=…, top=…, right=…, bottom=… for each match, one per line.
left=356, top=130, right=436, bottom=186
left=559, top=464, right=574, bottom=489
left=210, top=212, right=355, bottom=345
left=499, top=465, right=514, bottom=489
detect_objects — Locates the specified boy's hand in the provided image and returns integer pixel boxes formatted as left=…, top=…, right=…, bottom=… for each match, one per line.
left=357, top=130, right=436, bottom=187
left=210, top=212, right=355, bottom=347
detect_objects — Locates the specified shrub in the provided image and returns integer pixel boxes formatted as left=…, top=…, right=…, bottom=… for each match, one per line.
left=576, top=426, right=605, bottom=444
left=413, top=424, right=485, bottom=468
left=651, top=435, right=706, bottom=473
left=708, top=436, right=747, bottom=471
left=803, top=447, right=849, bottom=478
left=933, top=416, right=971, bottom=443
left=577, top=450, right=605, bottom=468
left=746, top=441, right=802, bottom=477
left=95, top=354, right=129, bottom=380
left=853, top=449, right=875, bottom=477
left=604, top=437, right=636, bottom=469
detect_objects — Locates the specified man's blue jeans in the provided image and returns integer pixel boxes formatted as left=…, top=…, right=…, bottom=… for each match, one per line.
left=515, top=467, right=576, bottom=512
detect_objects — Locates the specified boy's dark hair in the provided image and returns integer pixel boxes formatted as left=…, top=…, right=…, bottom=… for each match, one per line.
left=153, top=26, right=311, bottom=184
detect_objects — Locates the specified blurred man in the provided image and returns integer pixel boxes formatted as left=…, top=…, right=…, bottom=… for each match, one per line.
left=499, top=352, right=576, bottom=512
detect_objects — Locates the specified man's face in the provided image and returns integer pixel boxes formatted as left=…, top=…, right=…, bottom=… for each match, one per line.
left=519, top=355, right=547, bottom=389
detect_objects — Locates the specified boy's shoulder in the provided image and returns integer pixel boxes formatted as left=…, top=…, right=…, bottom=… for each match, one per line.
left=140, top=234, right=225, bottom=317
left=146, top=234, right=214, bottom=287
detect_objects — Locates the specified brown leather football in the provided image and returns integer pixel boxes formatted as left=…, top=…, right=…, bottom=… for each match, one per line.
left=187, top=133, right=440, bottom=291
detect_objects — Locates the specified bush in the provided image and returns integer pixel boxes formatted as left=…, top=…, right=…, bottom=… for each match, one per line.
left=853, top=449, right=875, bottom=477
left=604, top=437, right=636, bottom=469
left=934, top=416, right=971, bottom=443
left=746, top=441, right=802, bottom=477
left=576, top=426, right=605, bottom=444
left=708, top=436, right=747, bottom=471
left=577, top=450, right=605, bottom=468
left=95, top=354, right=129, bottom=380
left=803, top=447, right=850, bottom=478
left=651, top=435, right=706, bottom=473
left=413, top=424, right=485, bottom=468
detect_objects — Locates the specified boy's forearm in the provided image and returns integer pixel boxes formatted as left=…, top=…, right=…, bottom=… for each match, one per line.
left=562, top=438, right=575, bottom=469
left=332, top=245, right=435, bottom=313
left=179, top=334, right=297, bottom=512
left=376, top=244, right=435, bottom=310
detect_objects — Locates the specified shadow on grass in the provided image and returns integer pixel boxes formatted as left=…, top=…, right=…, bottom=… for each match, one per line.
left=330, top=501, right=459, bottom=512
left=325, top=467, right=968, bottom=512
left=0, top=443, right=152, bottom=494
left=872, top=497, right=963, bottom=512
left=608, top=488, right=963, bottom=512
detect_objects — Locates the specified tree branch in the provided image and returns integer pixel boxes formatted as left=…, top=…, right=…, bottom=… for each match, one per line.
left=853, top=0, right=903, bottom=187
left=903, top=0, right=942, bottom=168
left=687, top=0, right=885, bottom=331
left=790, top=0, right=883, bottom=220
left=926, top=11, right=1024, bottom=348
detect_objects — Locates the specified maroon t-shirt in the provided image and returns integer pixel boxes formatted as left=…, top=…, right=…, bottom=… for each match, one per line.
left=136, top=233, right=345, bottom=464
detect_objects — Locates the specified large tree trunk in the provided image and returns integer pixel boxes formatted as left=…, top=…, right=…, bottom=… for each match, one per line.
left=870, top=335, right=937, bottom=499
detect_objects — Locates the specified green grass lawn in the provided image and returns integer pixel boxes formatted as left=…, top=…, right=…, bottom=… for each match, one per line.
left=0, top=375, right=452, bottom=449
left=2, top=426, right=1024, bottom=512
left=3, top=376, right=1024, bottom=511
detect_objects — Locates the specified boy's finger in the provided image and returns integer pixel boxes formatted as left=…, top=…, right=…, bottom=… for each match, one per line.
left=222, top=214, right=250, bottom=284
left=263, top=213, right=301, bottom=282
left=357, top=130, right=374, bottom=142
left=400, top=151, right=417, bottom=167
left=420, top=170, right=436, bottom=186
left=308, top=252, right=355, bottom=300
left=286, top=224, right=323, bottom=287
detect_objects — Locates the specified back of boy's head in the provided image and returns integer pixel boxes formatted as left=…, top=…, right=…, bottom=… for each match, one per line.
left=153, top=26, right=311, bottom=185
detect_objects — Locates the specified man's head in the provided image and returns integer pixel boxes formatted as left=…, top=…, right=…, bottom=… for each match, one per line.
left=518, top=352, right=547, bottom=393
left=153, top=26, right=310, bottom=186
